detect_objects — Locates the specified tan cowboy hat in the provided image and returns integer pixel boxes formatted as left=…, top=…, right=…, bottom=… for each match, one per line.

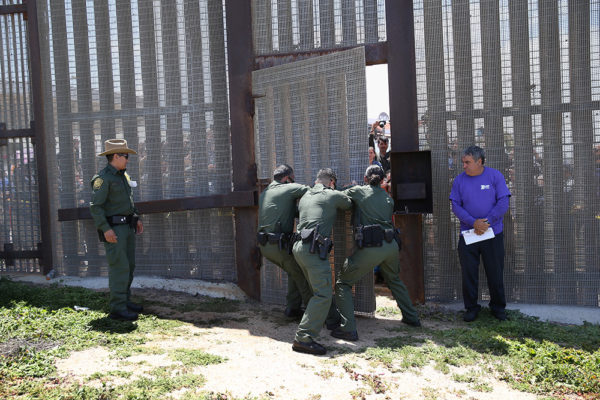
left=98, top=139, right=137, bottom=156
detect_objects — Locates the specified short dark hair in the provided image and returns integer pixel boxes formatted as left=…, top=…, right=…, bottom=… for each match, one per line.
left=462, top=145, right=485, bottom=165
left=365, top=165, right=384, bottom=186
left=316, top=168, right=337, bottom=184
left=106, top=154, right=115, bottom=162
left=273, top=164, right=294, bottom=181
left=378, top=137, right=389, bottom=144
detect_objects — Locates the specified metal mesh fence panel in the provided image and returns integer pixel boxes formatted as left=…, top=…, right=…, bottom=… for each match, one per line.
left=253, top=0, right=386, bottom=55
left=36, top=0, right=235, bottom=281
left=415, top=0, right=600, bottom=306
left=0, top=6, right=40, bottom=274
left=253, top=47, right=374, bottom=313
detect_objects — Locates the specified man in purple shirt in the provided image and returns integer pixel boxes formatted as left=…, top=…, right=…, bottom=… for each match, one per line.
left=450, top=146, right=511, bottom=322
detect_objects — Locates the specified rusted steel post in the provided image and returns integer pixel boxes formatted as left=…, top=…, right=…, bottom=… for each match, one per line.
left=225, top=0, right=261, bottom=300
left=386, top=0, right=424, bottom=303
left=26, top=0, right=54, bottom=274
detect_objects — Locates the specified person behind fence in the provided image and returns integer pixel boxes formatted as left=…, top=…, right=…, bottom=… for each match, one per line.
left=291, top=168, right=352, bottom=355
left=90, top=139, right=144, bottom=321
left=450, top=145, right=511, bottom=322
left=331, top=165, right=421, bottom=342
left=257, top=164, right=312, bottom=318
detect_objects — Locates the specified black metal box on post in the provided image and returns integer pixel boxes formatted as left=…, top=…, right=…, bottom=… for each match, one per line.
left=391, top=150, right=432, bottom=214
left=389, top=150, right=432, bottom=304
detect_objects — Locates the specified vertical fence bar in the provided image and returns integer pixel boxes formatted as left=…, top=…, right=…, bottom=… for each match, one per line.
left=388, top=0, right=424, bottom=302
left=50, top=0, right=76, bottom=274
left=117, top=0, right=140, bottom=182
left=539, top=0, right=574, bottom=302
left=226, top=0, right=260, bottom=299
left=568, top=0, right=597, bottom=304
left=341, top=0, right=356, bottom=46
left=27, top=0, right=53, bottom=273
left=138, top=0, right=165, bottom=269
left=452, top=0, right=475, bottom=150
left=184, top=0, right=208, bottom=196
left=94, top=0, right=115, bottom=145
left=509, top=0, right=537, bottom=302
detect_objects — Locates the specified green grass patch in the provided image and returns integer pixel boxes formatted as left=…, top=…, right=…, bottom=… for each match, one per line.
left=367, top=309, right=600, bottom=397
left=171, top=349, right=227, bottom=366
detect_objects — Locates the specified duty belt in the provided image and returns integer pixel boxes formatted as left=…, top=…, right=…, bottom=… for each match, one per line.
left=354, top=224, right=400, bottom=249
left=256, top=231, right=295, bottom=254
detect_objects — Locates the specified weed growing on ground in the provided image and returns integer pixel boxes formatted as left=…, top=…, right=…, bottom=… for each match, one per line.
left=0, top=278, right=225, bottom=399
left=367, top=308, right=600, bottom=397
left=171, top=348, right=227, bottom=366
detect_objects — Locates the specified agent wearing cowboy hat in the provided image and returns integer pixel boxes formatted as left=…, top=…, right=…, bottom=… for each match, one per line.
left=90, top=139, right=144, bottom=321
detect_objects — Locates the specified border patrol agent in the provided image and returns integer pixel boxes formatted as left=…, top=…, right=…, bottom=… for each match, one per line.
left=291, top=168, right=352, bottom=355
left=332, top=165, right=420, bottom=341
left=258, top=164, right=312, bottom=318
left=90, top=139, right=144, bottom=321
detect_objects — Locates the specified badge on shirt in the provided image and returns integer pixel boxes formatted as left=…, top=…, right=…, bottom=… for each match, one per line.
left=125, top=172, right=137, bottom=188
left=93, top=178, right=103, bottom=190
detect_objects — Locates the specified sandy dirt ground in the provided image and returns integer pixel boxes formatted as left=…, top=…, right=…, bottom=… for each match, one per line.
left=49, top=288, right=557, bottom=400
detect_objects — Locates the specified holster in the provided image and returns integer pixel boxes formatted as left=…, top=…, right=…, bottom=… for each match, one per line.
left=394, top=228, right=402, bottom=250
left=131, top=216, right=139, bottom=231
left=256, top=232, right=268, bottom=246
left=361, top=224, right=384, bottom=247
left=316, top=235, right=333, bottom=260
left=354, top=225, right=364, bottom=249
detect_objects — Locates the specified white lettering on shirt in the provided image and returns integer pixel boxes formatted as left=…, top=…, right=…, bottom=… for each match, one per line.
left=481, top=185, right=490, bottom=190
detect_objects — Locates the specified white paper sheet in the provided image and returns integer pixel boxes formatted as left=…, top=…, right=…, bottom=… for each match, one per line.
left=461, top=227, right=495, bottom=245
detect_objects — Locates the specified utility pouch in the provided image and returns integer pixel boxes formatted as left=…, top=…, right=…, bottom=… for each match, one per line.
left=256, top=232, right=268, bottom=246
left=354, top=226, right=364, bottom=249
left=362, top=224, right=384, bottom=247
left=97, top=229, right=107, bottom=243
left=267, top=233, right=280, bottom=245
left=384, top=229, right=395, bottom=243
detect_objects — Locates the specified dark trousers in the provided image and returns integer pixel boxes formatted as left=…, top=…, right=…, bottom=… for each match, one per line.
left=458, top=232, right=506, bottom=313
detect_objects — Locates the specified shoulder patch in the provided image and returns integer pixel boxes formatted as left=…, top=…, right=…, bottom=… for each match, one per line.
left=93, top=178, right=104, bottom=190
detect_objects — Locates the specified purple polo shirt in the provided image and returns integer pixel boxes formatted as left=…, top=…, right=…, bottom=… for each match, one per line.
left=449, top=166, right=511, bottom=234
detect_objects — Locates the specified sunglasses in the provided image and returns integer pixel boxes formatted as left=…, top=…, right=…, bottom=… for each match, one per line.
left=116, top=153, right=129, bottom=159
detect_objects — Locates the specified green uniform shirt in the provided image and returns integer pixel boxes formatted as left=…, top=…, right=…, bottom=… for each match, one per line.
left=258, top=181, right=309, bottom=233
left=90, top=164, right=138, bottom=233
left=343, top=184, right=394, bottom=229
left=297, top=183, right=352, bottom=237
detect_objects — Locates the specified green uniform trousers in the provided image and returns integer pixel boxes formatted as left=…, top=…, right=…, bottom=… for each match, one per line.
left=335, top=241, right=418, bottom=332
left=259, top=242, right=312, bottom=309
left=292, top=241, right=340, bottom=342
left=104, top=224, right=136, bottom=313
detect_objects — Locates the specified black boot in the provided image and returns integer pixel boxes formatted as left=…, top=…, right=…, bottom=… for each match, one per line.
left=330, top=327, right=359, bottom=341
left=292, top=340, right=327, bottom=355
left=126, top=301, right=144, bottom=313
left=109, top=309, right=138, bottom=321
